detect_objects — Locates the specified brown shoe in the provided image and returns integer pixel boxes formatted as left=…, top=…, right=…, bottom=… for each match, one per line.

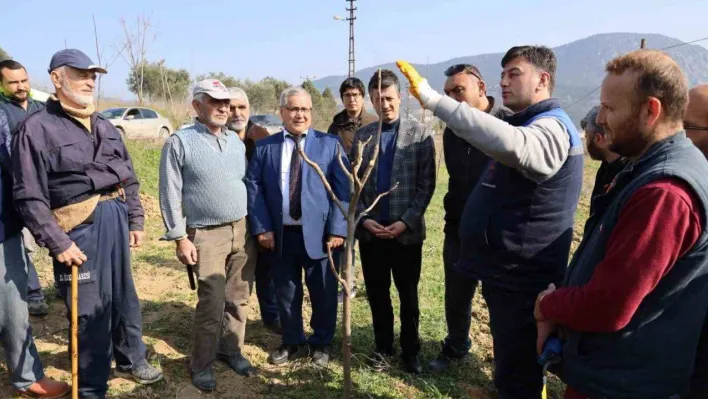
left=18, top=377, right=71, bottom=399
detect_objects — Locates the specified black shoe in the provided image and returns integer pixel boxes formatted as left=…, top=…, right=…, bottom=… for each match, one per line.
left=402, top=355, right=423, bottom=374
left=265, top=319, right=283, bottom=335
left=191, top=367, right=216, bottom=392
left=311, top=346, right=330, bottom=368
left=429, top=344, right=467, bottom=373
left=268, top=344, right=306, bottom=365
left=428, top=355, right=451, bottom=373
left=218, top=353, right=256, bottom=377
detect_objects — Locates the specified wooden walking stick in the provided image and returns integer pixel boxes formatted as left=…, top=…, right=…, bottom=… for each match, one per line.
left=71, top=263, right=79, bottom=399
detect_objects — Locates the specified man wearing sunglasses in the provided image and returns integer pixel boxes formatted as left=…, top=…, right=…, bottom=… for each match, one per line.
left=398, top=45, right=583, bottom=397
left=429, top=63, right=511, bottom=373
left=686, top=83, right=708, bottom=399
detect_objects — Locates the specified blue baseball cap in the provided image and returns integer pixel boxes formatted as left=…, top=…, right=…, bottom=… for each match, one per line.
left=48, top=49, right=107, bottom=74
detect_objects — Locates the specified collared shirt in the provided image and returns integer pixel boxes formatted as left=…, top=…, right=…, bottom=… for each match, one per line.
left=280, top=129, right=308, bottom=226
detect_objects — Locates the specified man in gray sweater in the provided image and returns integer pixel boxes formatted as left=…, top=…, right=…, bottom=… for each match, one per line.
left=159, top=79, right=255, bottom=391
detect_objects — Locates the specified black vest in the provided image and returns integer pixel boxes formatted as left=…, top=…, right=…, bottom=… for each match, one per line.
left=455, top=99, right=584, bottom=292
left=561, top=132, right=708, bottom=398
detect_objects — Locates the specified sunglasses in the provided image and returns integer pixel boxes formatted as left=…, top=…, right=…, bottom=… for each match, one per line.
left=444, top=64, right=483, bottom=82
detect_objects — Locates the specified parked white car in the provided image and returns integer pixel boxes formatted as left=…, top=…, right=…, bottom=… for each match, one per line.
left=100, top=107, right=173, bottom=139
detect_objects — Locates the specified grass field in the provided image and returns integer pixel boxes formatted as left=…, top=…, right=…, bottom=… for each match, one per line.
left=0, top=139, right=600, bottom=399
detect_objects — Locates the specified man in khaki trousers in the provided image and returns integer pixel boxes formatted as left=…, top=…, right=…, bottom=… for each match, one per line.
left=158, top=79, right=255, bottom=392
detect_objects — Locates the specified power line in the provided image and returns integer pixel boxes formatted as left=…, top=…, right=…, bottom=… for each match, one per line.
left=565, top=35, right=708, bottom=110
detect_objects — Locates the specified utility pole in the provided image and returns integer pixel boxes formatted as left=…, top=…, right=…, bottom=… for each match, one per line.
left=334, top=1, right=357, bottom=77
left=346, top=0, right=356, bottom=77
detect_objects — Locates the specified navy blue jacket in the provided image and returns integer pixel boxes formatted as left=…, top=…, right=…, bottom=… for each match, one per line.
left=11, top=99, right=144, bottom=256
left=0, top=109, right=21, bottom=243
left=561, top=132, right=708, bottom=398
left=455, top=99, right=584, bottom=292
left=245, top=129, right=350, bottom=259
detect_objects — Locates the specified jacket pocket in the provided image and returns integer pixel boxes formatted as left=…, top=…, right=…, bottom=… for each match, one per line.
left=44, top=138, right=93, bottom=173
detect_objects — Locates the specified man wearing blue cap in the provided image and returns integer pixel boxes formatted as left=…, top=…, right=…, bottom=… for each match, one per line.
left=11, top=49, right=162, bottom=398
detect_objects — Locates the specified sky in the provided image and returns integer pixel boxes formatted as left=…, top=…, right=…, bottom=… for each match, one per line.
left=3, top=0, right=708, bottom=101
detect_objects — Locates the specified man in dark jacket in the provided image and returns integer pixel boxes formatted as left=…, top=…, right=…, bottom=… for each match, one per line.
left=536, top=50, right=708, bottom=399
left=398, top=46, right=583, bottom=398
left=580, top=105, right=629, bottom=215
left=429, top=63, right=511, bottom=373
left=226, top=86, right=281, bottom=334
left=12, top=49, right=162, bottom=398
left=327, top=77, right=378, bottom=156
left=0, top=59, right=48, bottom=316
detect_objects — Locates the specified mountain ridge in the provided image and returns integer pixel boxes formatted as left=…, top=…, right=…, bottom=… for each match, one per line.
left=312, top=33, right=708, bottom=124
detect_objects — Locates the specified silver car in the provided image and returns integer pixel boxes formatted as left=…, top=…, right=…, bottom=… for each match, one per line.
left=101, top=107, right=173, bottom=139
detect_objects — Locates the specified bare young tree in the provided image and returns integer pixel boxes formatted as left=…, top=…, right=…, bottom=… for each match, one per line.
left=92, top=15, right=125, bottom=109
left=118, top=14, right=155, bottom=104
left=299, top=69, right=396, bottom=398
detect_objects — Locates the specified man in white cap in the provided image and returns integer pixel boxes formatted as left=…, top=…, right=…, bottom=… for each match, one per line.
left=159, top=79, right=256, bottom=391
left=12, top=48, right=162, bottom=399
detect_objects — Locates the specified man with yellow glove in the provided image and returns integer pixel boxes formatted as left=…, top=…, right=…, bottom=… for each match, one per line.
left=398, top=46, right=583, bottom=398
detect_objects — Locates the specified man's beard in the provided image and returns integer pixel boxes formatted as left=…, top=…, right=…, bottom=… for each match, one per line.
left=607, top=111, right=650, bottom=159
left=228, top=119, right=247, bottom=131
left=10, top=91, right=28, bottom=103
left=62, top=82, right=93, bottom=107
left=586, top=139, right=604, bottom=161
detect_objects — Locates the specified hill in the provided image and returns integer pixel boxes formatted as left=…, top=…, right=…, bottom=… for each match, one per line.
left=312, top=33, right=708, bottom=125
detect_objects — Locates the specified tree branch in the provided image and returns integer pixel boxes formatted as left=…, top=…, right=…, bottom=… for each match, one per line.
left=336, top=143, right=354, bottom=185
left=298, top=147, right=347, bottom=217
left=352, top=135, right=372, bottom=188
left=327, top=244, right=349, bottom=296
left=355, top=182, right=399, bottom=226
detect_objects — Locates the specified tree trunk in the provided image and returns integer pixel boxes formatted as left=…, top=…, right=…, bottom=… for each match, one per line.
left=341, top=212, right=357, bottom=398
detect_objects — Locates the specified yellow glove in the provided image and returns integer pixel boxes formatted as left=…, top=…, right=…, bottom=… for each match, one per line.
left=396, top=60, right=442, bottom=110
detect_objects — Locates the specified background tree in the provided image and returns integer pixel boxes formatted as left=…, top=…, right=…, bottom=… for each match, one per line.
left=126, top=59, right=190, bottom=102
left=119, top=14, right=154, bottom=104
left=0, top=46, right=10, bottom=61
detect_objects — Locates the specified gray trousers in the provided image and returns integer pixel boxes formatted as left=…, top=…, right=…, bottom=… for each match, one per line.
left=0, top=233, right=44, bottom=389
left=188, top=218, right=255, bottom=372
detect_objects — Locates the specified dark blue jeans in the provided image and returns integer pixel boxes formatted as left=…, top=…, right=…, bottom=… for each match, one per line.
left=0, top=233, right=44, bottom=390
left=274, top=226, right=339, bottom=347
left=53, top=199, right=147, bottom=398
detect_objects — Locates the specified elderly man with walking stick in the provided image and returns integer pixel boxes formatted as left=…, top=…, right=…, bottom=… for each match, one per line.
left=11, top=49, right=162, bottom=399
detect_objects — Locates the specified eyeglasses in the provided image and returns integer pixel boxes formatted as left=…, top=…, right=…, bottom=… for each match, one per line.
left=284, top=106, right=312, bottom=115
left=444, top=64, right=483, bottom=82
left=343, top=92, right=362, bottom=99
left=684, top=123, right=708, bottom=132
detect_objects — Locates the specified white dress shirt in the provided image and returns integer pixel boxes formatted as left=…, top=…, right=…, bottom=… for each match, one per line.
left=281, top=129, right=308, bottom=226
